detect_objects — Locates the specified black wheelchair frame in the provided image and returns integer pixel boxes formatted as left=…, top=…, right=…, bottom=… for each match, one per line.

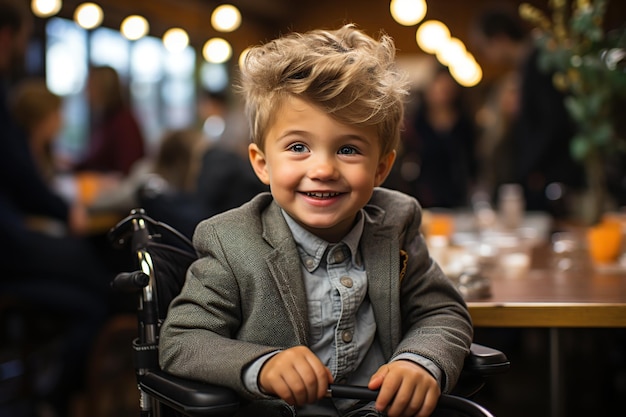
left=109, top=209, right=510, bottom=417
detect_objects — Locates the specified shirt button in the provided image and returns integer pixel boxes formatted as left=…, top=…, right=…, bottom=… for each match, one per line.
left=304, top=257, right=315, bottom=269
left=340, top=276, right=353, bottom=288
left=333, top=251, right=345, bottom=263
left=341, top=330, right=353, bottom=343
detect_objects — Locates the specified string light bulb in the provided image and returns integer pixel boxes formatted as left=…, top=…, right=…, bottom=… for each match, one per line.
left=238, top=47, right=251, bottom=68
left=163, top=28, right=189, bottom=53
left=449, top=53, right=483, bottom=87
left=390, top=0, right=427, bottom=26
left=211, top=4, right=241, bottom=32
left=31, top=0, right=62, bottom=18
left=121, top=15, right=149, bottom=41
left=416, top=20, right=450, bottom=54
left=202, top=38, right=232, bottom=63
left=435, top=37, right=467, bottom=66
left=74, top=2, right=103, bottom=30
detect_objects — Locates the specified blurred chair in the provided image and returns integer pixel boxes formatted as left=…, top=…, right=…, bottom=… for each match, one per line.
left=108, top=209, right=510, bottom=417
left=0, top=281, right=106, bottom=417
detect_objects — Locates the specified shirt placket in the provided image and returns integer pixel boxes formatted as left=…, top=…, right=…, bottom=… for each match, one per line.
left=326, top=243, right=360, bottom=381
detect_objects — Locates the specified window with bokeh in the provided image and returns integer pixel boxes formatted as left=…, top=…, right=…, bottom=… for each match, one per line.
left=45, top=17, right=202, bottom=160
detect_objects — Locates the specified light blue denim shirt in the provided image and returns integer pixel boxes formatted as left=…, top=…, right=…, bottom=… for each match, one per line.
left=243, top=209, right=442, bottom=409
left=287, top=210, right=383, bottom=384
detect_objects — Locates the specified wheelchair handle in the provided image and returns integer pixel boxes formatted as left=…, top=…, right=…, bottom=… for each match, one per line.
left=326, top=384, right=379, bottom=401
left=111, top=271, right=150, bottom=292
left=325, top=385, right=494, bottom=417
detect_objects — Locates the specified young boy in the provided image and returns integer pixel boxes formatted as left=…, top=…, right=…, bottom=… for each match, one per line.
left=159, top=24, right=473, bottom=417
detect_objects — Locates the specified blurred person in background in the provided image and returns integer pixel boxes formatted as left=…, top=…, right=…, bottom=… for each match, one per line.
left=133, top=90, right=267, bottom=237
left=388, top=64, right=477, bottom=208
left=194, top=89, right=267, bottom=220
left=474, top=71, right=521, bottom=200
left=89, top=90, right=267, bottom=239
left=472, top=7, right=584, bottom=217
left=9, top=78, right=63, bottom=185
left=66, top=65, right=147, bottom=275
left=89, top=128, right=208, bottom=214
left=0, top=2, right=111, bottom=415
left=71, top=65, right=146, bottom=177
left=90, top=127, right=211, bottom=238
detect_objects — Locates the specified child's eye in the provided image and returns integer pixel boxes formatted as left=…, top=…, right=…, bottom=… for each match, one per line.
left=287, top=143, right=309, bottom=153
left=338, top=145, right=359, bottom=155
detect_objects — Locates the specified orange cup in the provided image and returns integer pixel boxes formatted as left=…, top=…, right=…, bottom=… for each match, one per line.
left=586, top=218, right=623, bottom=264
left=424, top=211, right=454, bottom=238
left=76, top=172, right=101, bottom=205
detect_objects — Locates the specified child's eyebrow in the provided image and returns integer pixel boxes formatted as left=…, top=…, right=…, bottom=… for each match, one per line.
left=273, top=129, right=311, bottom=143
left=337, top=134, right=372, bottom=144
left=275, top=130, right=372, bottom=145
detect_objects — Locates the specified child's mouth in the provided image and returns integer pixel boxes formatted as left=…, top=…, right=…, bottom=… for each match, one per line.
left=305, top=192, right=341, bottom=199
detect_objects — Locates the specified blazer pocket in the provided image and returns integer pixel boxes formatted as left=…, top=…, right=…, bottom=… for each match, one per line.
left=399, top=249, right=408, bottom=283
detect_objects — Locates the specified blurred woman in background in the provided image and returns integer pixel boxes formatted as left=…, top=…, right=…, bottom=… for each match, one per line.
left=394, top=65, right=477, bottom=208
left=72, top=65, right=145, bottom=176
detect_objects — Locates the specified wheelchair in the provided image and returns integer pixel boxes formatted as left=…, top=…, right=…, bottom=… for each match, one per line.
left=108, top=209, right=510, bottom=417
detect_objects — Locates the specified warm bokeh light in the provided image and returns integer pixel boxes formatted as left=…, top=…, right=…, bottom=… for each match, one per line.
left=121, top=15, right=149, bottom=41
left=449, top=53, right=483, bottom=87
left=31, top=0, right=62, bottom=18
left=390, top=0, right=427, bottom=26
left=74, top=3, right=103, bottom=30
left=416, top=20, right=450, bottom=54
left=211, top=4, right=242, bottom=32
left=163, top=28, right=189, bottom=53
left=238, top=47, right=251, bottom=68
left=202, top=38, right=232, bottom=63
left=435, top=37, right=467, bottom=66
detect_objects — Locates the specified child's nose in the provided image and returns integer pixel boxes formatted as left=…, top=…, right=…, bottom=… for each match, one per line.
left=308, top=155, right=339, bottom=180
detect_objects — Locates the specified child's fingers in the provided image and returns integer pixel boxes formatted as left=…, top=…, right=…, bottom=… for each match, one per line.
left=292, top=355, right=332, bottom=403
left=384, top=379, right=422, bottom=417
left=371, top=361, right=441, bottom=417
left=416, top=388, right=440, bottom=417
left=259, top=346, right=331, bottom=406
left=373, top=372, right=401, bottom=413
left=261, top=368, right=297, bottom=405
left=262, top=363, right=311, bottom=405
left=368, top=363, right=390, bottom=390
left=281, top=365, right=313, bottom=405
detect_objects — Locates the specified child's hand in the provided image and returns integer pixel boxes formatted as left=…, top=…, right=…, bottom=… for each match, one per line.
left=368, top=360, right=441, bottom=417
left=259, top=345, right=333, bottom=407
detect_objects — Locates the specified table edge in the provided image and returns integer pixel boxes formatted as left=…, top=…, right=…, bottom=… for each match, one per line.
left=467, top=302, right=626, bottom=327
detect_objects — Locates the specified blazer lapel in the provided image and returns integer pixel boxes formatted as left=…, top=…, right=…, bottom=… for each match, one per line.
left=261, top=202, right=309, bottom=345
left=361, top=212, right=401, bottom=359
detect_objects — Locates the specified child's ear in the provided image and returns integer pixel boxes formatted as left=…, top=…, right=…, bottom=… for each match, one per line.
left=248, top=143, right=271, bottom=185
left=374, top=150, right=396, bottom=186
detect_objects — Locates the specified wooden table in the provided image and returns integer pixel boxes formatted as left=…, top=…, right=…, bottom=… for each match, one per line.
left=465, top=246, right=626, bottom=417
left=467, top=267, right=626, bottom=328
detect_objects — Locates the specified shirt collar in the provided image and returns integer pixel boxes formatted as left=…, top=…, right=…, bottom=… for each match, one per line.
left=281, top=210, right=365, bottom=272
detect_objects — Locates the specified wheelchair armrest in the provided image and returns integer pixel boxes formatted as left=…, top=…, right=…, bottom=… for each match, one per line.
left=136, top=345, right=506, bottom=417
left=465, top=343, right=511, bottom=376
left=451, top=343, right=510, bottom=398
left=139, top=369, right=239, bottom=417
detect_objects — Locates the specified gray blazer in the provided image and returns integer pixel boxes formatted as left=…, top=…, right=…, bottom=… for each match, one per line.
left=159, top=188, right=473, bottom=409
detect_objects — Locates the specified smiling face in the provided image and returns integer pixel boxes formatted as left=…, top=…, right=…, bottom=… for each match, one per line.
left=249, top=96, right=395, bottom=242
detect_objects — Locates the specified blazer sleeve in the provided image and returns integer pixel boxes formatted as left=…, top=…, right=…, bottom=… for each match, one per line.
left=393, top=196, right=473, bottom=393
left=158, top=219, right=282, bottom=399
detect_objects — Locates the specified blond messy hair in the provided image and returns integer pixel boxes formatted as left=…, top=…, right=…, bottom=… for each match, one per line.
left=238, top=24, right=408, bottom=157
